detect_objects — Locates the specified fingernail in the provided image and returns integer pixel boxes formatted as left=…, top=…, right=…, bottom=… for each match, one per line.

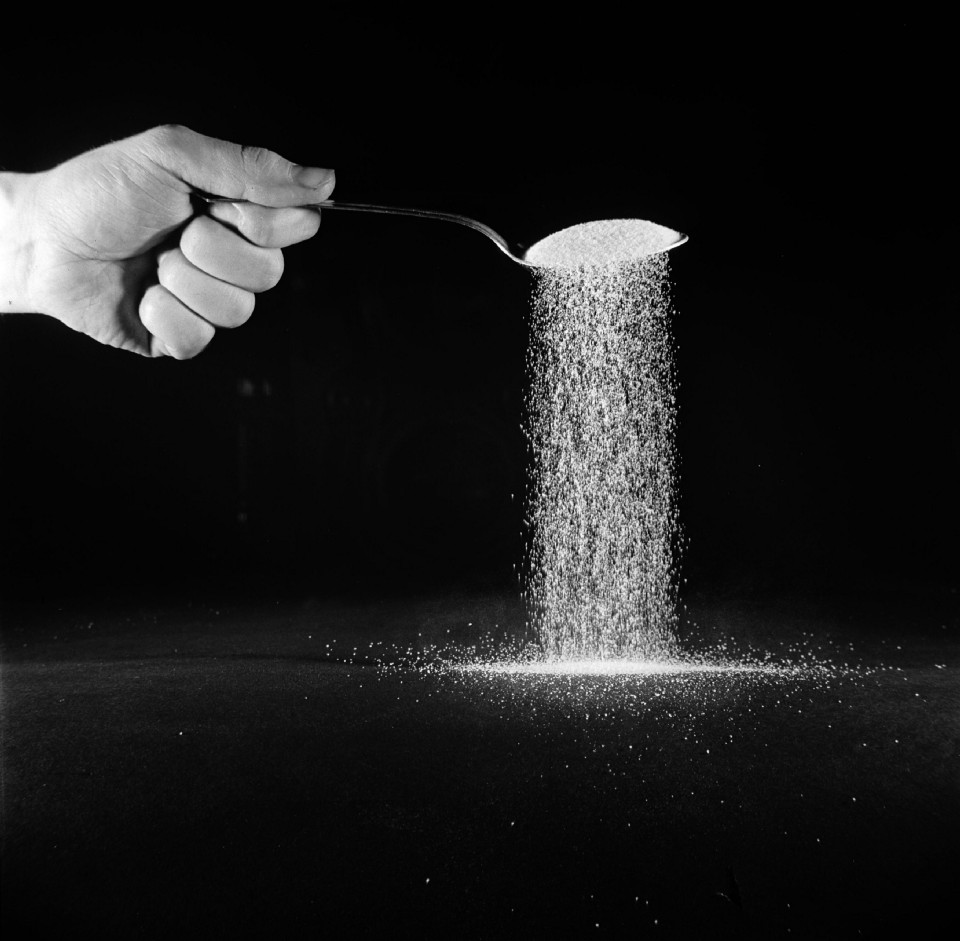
left=317, top=171, right=336, bottom=201
left=295, top=166, right=336, bottom=194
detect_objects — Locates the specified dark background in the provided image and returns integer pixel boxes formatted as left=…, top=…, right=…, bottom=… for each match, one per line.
left=2, top=15, right=956, bottom=612
left=2, top=18, right=958, bottom=941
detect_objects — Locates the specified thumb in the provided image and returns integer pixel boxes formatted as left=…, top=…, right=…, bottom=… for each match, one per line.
left=136, top=124, right=335, bottom=207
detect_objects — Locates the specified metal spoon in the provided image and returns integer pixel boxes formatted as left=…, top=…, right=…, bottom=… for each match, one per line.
left=198, top=196, right=687, bottom=268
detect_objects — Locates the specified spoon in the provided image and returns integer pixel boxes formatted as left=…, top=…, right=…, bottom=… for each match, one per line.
left=198, top=196, right=687, bottom=269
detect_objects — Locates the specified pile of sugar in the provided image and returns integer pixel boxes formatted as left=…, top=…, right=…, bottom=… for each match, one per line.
left=524, top=253, right=680, bottom=660
left=524, top=219, right=683, bottom=269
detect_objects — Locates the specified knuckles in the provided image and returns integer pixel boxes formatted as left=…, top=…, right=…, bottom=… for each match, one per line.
left=139, top=285, right=214, bottom=360
left=240, top=144, right=271, bottom=172
left=220, top=290, right=257, bottom=328
left=141, top=123, right=194, bottom=154
left=157, top=248, right=257, bottom=328
left=179, top=215, right=212, bottom=259
left=240, top=143, right=288, bottom=182
left=180, top=216, right=285, bottom=292
left=241, top=210, right=277, bottom=248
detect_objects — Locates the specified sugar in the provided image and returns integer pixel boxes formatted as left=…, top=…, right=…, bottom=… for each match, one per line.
left=524, top=219, right=683, bottom=270
left=524, top=255, right=680, bottom=660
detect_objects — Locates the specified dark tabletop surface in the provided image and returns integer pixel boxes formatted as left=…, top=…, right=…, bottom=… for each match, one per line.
left=3, top=588, right=957, bottom=939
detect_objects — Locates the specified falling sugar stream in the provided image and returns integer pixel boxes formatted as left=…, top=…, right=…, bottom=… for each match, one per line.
left=524, top=252, right=680, bottom=660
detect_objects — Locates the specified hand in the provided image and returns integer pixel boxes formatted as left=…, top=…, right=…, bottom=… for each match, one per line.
left=13, top=125, right=334, bottom=358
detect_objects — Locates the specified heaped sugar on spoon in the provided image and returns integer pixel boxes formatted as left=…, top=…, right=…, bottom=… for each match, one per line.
left=198, top=196, right=688, bottom=269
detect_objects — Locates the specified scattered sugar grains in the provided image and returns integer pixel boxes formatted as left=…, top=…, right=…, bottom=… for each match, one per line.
left=372, top=632, right=875, bottom=735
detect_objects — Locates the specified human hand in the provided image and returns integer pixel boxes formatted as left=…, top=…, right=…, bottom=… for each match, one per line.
left=4, top=125, right=334, bottom=358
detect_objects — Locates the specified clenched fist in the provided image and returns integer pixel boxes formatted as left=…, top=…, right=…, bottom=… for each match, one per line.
left=0, top=125, right=334, bottom=358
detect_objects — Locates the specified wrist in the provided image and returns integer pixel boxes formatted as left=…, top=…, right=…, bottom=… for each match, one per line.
left=0, top=171, right=38, bottom=313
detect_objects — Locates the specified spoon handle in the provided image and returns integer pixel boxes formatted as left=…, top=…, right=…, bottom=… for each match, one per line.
left=197, top=195, right=518, bottom=261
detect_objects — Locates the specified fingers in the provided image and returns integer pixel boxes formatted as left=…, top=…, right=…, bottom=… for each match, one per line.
left=157, top=248, right=255, bottom=328
left=140, top=248, right=254, bottom=358
left=207, top=201, right=321, bottom=249
left=181, top=216, right=284, bottom=292
left=139, top=285, right=215, bottom=360
left=142, top=210, right=300, bottom=358
left=136, top=125, right=336, bottom=208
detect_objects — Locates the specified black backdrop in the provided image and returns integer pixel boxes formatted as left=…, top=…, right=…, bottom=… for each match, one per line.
left=2, top=16, right=956, bottom=609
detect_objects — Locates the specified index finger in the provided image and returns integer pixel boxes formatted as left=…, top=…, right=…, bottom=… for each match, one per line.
left=207, top=201, right=322, bottom=248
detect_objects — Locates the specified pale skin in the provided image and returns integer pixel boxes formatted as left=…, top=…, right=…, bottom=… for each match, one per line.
left=0, top=125, right=335, bottom=358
